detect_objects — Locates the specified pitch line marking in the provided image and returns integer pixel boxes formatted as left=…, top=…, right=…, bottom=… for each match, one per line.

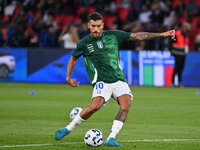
left=0, top=142, right=84, bottom=148
left=0, top=139, right=200, bottom=148
left=119, top=139, right=200, bottom=142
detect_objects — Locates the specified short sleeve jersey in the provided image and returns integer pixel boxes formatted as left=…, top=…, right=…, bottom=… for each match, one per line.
left=72, top=30, right=130, bottom=85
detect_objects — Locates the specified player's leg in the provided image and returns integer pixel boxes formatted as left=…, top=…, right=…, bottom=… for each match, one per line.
left=176, top=55, right=182, bottom=85
left=80, top=96, right=104, bottom=120
left=104, top=81, right=133, bottom=147
left=55, top=81, right=110, bottom=141
left=115, top=94, right=131, bottom=122
left=104, top=95, right=131, bottom=147
left=54, top=97, right=104, bottom=140
left=178, top=55, right=185, bottom=86
left=172, top=55, right=179, bottom=86
left=66, top=96, right=104, bottom=131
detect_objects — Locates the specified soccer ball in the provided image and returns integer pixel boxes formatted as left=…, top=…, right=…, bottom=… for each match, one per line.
left=84, top=129, right=104, bottom=147
left=70, top=107, right=82, bottom=120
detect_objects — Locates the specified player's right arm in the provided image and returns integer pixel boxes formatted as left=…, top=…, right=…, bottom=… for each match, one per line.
left=66, top=56, right=79, bottom=87
left=67, top=39, right=85, bottom=87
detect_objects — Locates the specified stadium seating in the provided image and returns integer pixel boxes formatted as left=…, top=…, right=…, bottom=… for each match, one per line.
left=117, top=8, right=131, bottom=21
left=61, top=16, right=73, bottom=29
left=104, top=16, right=117, bottom=29
left=54, top=15, right=64, bottom=24
left=86, top=7, right=96, bottom=13
left=2, top=15, right=8, bottom=23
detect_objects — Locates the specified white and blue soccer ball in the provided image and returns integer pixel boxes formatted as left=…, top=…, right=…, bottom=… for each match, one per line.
left=70, top=107, right=82, bottom=120
left=84, top=129, right=104, bottom=147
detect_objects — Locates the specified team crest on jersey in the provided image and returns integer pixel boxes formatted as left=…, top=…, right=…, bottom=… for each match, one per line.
left=97, top=41, right=103, bottom=48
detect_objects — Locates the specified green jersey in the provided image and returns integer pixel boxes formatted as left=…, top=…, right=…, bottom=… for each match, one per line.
left=72, top=30, right=130, bottom=85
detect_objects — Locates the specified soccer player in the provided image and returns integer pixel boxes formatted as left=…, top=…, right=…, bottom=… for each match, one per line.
left=55, top=12, right=175, bottom=147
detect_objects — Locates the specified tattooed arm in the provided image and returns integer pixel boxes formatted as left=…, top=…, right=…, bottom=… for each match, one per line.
left=129, top=30, right=176, bottom=41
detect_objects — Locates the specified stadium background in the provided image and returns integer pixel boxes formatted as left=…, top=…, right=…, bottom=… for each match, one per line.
left=1, top=0, right=200, bottom=86
left=0, top=1, right=200, bottom=150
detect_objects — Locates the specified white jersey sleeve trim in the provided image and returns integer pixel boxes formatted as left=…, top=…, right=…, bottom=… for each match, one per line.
left=91, top=63, right=98, bottom=84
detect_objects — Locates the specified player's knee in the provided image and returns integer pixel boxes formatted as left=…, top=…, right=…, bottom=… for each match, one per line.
left=120, top=100, right=131, bottom=110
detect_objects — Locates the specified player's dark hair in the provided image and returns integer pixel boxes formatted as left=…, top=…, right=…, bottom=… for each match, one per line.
left=88, top=12, right=103, bottom=22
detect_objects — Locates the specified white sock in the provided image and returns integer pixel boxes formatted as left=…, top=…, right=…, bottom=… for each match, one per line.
left=66, top=114, right=85, bottom=131
left=107, top=120, right=124, bottom=140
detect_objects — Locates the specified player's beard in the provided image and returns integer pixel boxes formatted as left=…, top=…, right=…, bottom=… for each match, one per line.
left=92, top=32, right=101, bottom=38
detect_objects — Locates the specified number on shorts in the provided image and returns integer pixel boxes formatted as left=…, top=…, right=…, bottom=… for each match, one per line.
left=96, top=83, right=104, bottom=89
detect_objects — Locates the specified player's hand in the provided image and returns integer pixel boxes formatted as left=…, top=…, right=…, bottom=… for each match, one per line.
left=162, top=30, right=176, bottom=41
left=67, top=78, right=79, bottom=87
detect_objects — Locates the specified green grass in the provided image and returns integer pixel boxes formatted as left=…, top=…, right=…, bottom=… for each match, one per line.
left=0, top=82, right=200, bottom=150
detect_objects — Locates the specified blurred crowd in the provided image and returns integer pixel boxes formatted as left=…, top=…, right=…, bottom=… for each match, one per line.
left=0, top=0, right=200, bottom=51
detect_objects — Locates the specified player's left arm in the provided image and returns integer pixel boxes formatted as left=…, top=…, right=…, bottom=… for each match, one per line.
left=129, top=30, right=176, bottom=41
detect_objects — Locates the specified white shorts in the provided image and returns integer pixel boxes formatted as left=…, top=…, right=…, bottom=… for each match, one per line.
left=92, top=81, right=133, bottom=105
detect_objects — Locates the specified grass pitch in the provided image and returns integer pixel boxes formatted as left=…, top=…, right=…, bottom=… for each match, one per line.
left=0, top=82, right=200, bottom=150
